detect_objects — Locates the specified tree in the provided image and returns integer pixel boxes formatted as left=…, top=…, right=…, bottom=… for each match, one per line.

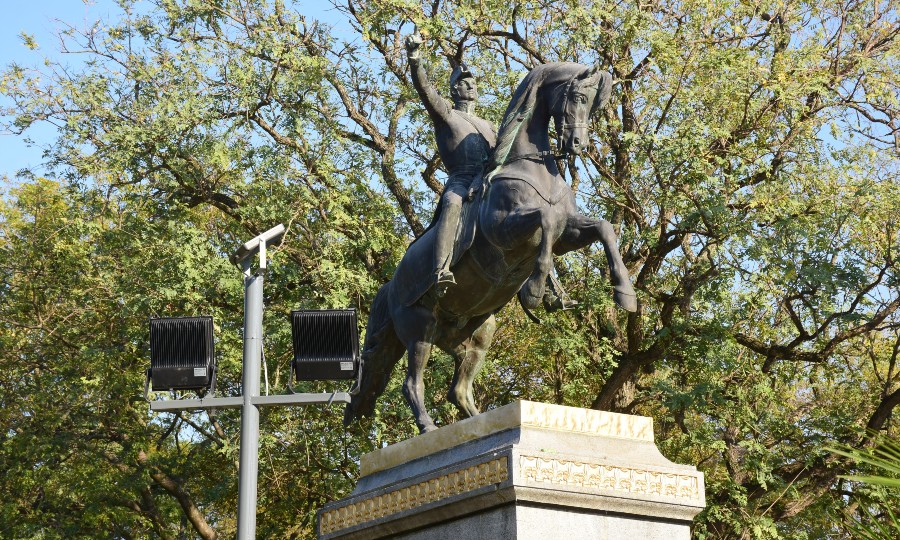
left=2, top=0, right=898, bottom=538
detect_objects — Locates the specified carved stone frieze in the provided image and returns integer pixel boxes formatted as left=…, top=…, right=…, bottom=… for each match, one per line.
left=320, top=456, right=509, bottom=535
left=518, top=455, right=701, bottom=501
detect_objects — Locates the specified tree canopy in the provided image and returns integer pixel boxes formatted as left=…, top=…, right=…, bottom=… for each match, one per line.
left=1, top=0, right=898, bottom=538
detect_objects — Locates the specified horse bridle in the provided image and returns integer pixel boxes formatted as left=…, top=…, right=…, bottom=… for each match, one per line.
left=556, top=76, right=593, bottom=136
left=503, top=75, right=591, bottom=165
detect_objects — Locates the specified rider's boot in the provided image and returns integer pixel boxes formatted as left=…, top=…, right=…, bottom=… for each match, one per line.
left=543, top=271, right=578, bottom=312
left=433, top=199, right=462, bottom=296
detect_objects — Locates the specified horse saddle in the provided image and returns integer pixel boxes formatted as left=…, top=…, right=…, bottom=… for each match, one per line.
left=451, top=182, right=482, bottom=267
left=397, top=182, right=485, bottom=307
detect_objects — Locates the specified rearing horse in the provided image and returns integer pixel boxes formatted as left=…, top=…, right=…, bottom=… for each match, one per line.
left=345, top=62, right=637, bottom=434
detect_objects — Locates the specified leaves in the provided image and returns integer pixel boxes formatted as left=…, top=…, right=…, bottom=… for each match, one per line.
left=1, top=0, right=899, bottom=538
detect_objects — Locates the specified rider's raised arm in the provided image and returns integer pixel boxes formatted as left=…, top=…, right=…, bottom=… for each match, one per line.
left=406, top=35, right=452, bottom=125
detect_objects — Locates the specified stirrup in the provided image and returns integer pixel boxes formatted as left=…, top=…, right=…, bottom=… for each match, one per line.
left=544, top=273, right=577, bottom=312
left=544, top=293, right=578, bottom=312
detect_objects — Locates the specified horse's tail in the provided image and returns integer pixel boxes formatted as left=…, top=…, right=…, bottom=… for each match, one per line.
left=344, top=281, right=405, bottom=426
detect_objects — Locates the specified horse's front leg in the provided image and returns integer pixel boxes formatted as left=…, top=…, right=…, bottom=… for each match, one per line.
left=487, top=202, right=556, bottom=309
left=556, top=213, right=637, bottom=312
left=518, top=209, right=556, bottom=309
left=443, top=314, right=497, bottom=418
left=489, top=206, right=543, bottom=247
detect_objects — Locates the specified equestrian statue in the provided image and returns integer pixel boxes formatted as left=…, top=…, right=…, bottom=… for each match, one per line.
left=345, top=35, right=638, bottom=434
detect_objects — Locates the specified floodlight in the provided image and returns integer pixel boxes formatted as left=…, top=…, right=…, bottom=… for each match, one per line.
left=290, top=309, right=360, bottom=381
left=147, top=316, right=216, bottom=393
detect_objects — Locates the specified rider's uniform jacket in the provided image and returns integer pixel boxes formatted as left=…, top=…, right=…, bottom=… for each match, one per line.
left=408, top=57, right=496, bottom=196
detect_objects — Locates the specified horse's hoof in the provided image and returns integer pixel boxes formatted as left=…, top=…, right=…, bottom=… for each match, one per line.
left=613, top=289, right=638, bottom=312
left=518, top=283, right=544, bottom=310
left=519, top=292, right=542, bottom=310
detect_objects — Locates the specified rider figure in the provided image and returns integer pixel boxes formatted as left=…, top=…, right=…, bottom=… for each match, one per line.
left=406, top=33, right=496, bottom=294
left=406, top=33, right=576, bottom=310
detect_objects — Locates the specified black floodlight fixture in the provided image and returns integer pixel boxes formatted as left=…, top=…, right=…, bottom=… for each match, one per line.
left=231, top=224, right=285, bottom=267
left=291, top=309, right=360, bottom=381
left=147, top=316, right=216, bottom=395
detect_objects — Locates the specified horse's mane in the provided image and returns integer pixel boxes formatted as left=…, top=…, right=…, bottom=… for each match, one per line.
left=486, top=62, right=598, bottom=175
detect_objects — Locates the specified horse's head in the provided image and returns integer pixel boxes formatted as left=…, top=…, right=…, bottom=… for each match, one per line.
left=489, top=62, right=615, bottom=172
left=551, top=65, right=613, bottom=156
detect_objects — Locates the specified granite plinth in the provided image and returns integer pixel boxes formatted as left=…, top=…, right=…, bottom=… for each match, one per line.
left=319, top=401, right=705, bottom=539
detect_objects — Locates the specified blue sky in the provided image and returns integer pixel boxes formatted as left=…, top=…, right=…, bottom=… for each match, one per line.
left=1, top=1, right=124, bottom=180
left=1, top=1, right=352, bottom=182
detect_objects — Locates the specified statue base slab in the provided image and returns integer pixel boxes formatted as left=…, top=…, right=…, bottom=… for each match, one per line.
left=318, top=401, right=705, bottom=539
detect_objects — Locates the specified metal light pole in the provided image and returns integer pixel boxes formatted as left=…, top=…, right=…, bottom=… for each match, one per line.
left=237, top=256, right=264, bottom=540
left=149, top=223, right=353, bottom=540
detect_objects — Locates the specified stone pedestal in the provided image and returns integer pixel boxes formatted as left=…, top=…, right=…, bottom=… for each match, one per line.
left=319, top=401, right=705, bottom=539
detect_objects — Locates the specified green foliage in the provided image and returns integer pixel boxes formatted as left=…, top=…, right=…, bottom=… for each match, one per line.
left=1, top=0, right=899, bottom=538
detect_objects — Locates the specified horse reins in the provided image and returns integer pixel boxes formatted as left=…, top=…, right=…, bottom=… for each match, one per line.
left=504, top=150, right=565, bottom=164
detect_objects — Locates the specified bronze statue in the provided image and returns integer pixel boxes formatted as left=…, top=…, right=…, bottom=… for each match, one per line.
left=345, top=52, right=638, bottom=434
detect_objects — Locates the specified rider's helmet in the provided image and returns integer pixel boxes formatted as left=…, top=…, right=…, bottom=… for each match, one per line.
left=449, top=63, right=476, bottom=100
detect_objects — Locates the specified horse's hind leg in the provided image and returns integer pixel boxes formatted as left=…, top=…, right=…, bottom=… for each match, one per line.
left=557, top=213, right=637, bottom=312
left=444, top=315, right=497, bottom=418
left=404, top=340, right=439, bottom=433
left=395, top=306, right=440, bottom=434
